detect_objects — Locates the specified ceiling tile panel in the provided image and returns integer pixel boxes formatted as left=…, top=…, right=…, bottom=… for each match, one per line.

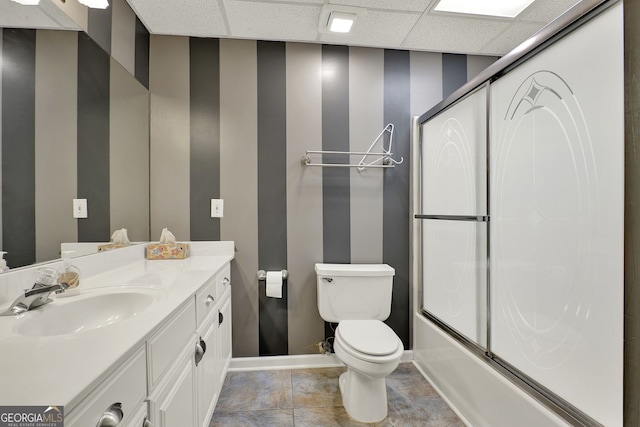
left=517, top=0, right=581, bottom=23
left=402, top=15, right=510, bottom=54
left=479, top=21, right=546, bottom=55
left=320, top=9, right=421, bottom=48
left=328, top=0, right=435, bottom=13
left=223, top=0, right=321, bottom=42
left=128, top=0, right=228, bottom=36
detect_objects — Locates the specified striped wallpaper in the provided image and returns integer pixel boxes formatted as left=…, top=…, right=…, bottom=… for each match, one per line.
left=149, top=37, right=496, bottom=357
left=0, top=0, right=150, bottom=268
left=0, top=0, right=495, bottom=356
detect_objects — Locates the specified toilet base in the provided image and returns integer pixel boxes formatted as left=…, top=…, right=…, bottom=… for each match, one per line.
left=339, top=369, right=388, bottom=423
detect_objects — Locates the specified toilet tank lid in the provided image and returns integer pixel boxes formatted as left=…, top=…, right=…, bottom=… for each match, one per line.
left=314, top=263, right=395, bottom=277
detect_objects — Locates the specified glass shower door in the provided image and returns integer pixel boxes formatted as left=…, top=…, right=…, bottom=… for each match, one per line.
left=419, top=87, right=488, bottom=348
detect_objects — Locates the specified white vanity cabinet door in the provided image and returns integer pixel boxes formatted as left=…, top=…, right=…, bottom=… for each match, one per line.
left=217, top=290, right=232, bottom=387
left=147, top=299, right=196, bottom=390
left=149, top=341, right=198, bottom=427
left=65, top=346, right=147, bottom=427
left=197, top=313, right=219, bottom=427
left=123, top=402, right=149, bottom=427
left=195, top=276, right=218, bottom=328
left=215, top=264, right=231, bottom=304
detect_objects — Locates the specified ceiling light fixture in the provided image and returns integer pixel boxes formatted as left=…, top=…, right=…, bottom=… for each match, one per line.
left=328, top=12, right=356, bottom=33
left=78, top=0, right=109, bottom=9
left=434, top=0, right=536, bottom=18
left=10, top=0, right=40, bottom=5
left=318, top=4, right=364, bottom=35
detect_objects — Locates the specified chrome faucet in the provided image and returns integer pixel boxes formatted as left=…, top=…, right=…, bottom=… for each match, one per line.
left=0, top=269, right=69, bottom=316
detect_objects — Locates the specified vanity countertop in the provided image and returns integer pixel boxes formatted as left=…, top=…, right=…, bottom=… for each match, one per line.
left=0, top=242, right=234, bottom=411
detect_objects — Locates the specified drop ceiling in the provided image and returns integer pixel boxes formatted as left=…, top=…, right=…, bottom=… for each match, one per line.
left=0, top=0, right=582, bottom=56
left=126, top=0, right=582, bottom=56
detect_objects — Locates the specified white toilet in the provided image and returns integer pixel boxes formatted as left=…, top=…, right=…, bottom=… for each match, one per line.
left=315, top=263, right=404, bottom=423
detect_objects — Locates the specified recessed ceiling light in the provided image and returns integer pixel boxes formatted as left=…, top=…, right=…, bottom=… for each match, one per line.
left=318, top=4, right=365, bottom=35
left=328, top=12, right=356, bottom=33
left=10, top=0, right=40, bottom=5
left=434, top=0, right=536, bottom=18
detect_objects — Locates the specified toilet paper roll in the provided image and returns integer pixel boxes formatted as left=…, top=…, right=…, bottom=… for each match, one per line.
left=266, top=271, right=283, bottom=298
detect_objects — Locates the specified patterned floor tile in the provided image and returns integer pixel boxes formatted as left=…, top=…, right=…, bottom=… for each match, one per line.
left=291, top=366, right=345, bottom=408
left=215, top=370, right=293, bottom=412
left=210, top=362, right=464, bottom=426
left=386, top=362, right=439, bottom=402
left=209, top=409, right=294, bottom=427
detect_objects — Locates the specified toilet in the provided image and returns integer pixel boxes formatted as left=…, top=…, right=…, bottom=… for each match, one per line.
left=315, top=263, right=404, bottom=423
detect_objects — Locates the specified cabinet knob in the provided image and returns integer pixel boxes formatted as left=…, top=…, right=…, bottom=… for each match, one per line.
left=96, top=402, right=123, bottom=427
left=195, top=337, right=207, bottom=366
left=142, top=416, right=153, bottom=427
left=222, top=277, right=230, bottom=286
left=205, top=294, right=215, bottom=306
left=218, top=311, right=224, bottom=326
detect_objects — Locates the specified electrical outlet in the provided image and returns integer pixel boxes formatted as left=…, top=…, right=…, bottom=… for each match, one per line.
left=73, top=199, right=88, bottom=218
left=211, top=199, right=224, bottom=218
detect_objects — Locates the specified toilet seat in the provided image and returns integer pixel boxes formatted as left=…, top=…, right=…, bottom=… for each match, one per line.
left=336, top=320, right=401, bottom=361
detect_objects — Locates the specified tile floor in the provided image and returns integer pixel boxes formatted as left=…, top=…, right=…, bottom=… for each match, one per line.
left=209, top=362, right=465, bottom=426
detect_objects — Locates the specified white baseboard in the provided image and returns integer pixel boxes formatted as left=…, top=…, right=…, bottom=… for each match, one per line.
left=229, top=350, right=414, bottom=372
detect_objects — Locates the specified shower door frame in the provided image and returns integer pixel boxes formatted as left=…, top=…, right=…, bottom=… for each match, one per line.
left=415, top=1, right=621, bottom=426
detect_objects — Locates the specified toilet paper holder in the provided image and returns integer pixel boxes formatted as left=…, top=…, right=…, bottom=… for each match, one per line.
left=257, top=270, right=288, bottom=281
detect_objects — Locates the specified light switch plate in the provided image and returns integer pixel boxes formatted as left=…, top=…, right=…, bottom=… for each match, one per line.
left=211, top=199, right=224, bottom=218
left=73, top=198, right=88, bottom=218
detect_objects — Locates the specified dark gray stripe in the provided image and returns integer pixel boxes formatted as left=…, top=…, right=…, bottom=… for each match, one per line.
left=135, top=18, right=149, bottom=89
left=1, top=29, right=36, bottom=268
left=257, top=41, right=288, bottom=356
left=87, top=7, right=112, bottom=54
left=625, top=0, right=640, bottom=421
left=383, top=49, right=411, bottom=349
left=322, top=44, right=350, bottom=340
left=77, top=33, right=111, bottom=242
left=442, top=53, right=467, bottom=99
left=190, top=38, right=220, bottom=241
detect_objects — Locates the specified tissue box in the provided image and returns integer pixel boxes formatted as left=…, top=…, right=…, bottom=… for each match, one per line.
left=98, top=243, right=130, bottom=252
left=146, top=243, right=191, bottom=260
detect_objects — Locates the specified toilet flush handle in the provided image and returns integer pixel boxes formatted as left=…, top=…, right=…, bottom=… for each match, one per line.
left=322, top=277, right=333, bottom=283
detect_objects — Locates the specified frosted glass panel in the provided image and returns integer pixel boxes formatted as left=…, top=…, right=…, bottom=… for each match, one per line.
left=423, top=220, right=486, bottom=345
left=490, top=4, right=623, bottom=426
left=420, top=88, right=487, bottom=346
left=421, top=88, right=487, bottom=216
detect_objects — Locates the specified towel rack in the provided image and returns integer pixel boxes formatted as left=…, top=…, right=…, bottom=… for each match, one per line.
left=301, top=124, right=403, bottom=171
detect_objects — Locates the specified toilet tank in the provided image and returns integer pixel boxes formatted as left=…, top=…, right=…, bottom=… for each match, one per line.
left=315, top=263, right=395, bottom=323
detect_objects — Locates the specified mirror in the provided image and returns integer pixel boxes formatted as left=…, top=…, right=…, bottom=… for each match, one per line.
left=1, top=0, right=150, bottom=269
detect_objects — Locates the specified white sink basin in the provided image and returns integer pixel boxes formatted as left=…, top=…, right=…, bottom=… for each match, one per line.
left=14, top=287, right=165, bottom=337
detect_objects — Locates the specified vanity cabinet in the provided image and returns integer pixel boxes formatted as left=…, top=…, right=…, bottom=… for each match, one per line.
left=217, top=293, right=232, bottom=386
left=196, top=270, right=232, bottom=427
left=65, top=346, right=147, bottom=427
left=148, top=338, right=198, bottom=427
left=64, top=261, right=232, bottom=427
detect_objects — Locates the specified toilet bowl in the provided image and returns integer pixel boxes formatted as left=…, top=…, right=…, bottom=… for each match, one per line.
left=315, top=263, right=402, bottom=423
left=333, top=319, right=404, bottom=423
